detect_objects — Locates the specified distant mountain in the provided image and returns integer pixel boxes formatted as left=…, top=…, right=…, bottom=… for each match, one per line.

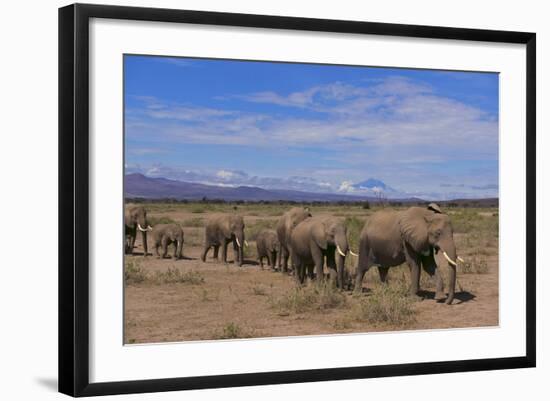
left=351, top=178, right=398, bottom=194
left=125, top=173, right=380, bottom=202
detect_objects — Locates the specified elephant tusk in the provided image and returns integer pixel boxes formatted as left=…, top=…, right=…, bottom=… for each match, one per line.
left=244, top=240, right=249, bottom=247
left=457, top=256, right=465, bottom=263
left=235, top=237, right=241, bottom=248
left=442, top=251, right=457, bottom=267
left=137, top=223, right=151, bottom=232
left=336, top=245, right=346, bottom=257
left=349, top=250, right=359, bottom=257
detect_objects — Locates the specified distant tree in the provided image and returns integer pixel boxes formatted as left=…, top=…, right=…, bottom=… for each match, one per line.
left=362, top=201, right=371, bottom=209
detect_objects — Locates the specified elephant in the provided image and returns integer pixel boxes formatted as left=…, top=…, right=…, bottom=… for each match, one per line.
left=152, top=224, right=184, bottom=260
left=276, top=207, right=312, bottom=272
left=125, top=205, right=152, bottom=256
left=289, top=216, right=353, bottom=289
left=354, top=203, right=462, bottom=304
left=256, top=229, right=280, bottom=269
left=200, top=214, right=247, bottom=266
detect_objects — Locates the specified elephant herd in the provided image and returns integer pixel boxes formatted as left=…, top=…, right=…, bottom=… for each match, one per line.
left=125, top=203, right=463, bottom=304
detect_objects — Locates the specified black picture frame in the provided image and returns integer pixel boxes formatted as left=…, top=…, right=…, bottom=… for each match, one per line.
left=59, top=3, right=536, bottom=397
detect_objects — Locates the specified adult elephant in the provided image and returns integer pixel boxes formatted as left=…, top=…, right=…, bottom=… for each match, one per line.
left=289, top=216, right=353, bottom=289
left=201, top=214, right=247, bottom=266
left=354, top=203, right=462, bottom=304
left=125, top=205, right=152, bottom=256
left=276, top=207, right=311, bottom=272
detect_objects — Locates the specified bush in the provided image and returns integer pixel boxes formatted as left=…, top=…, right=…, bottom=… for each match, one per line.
left=269, top=282, right=347, bottom=315
left=124, top=260, right=148, bottom=285
left=152, top=268, right=205, bottom=285
left=213, top=322, right=256, bottom=339
left=353, top=284, right=416, bottom=326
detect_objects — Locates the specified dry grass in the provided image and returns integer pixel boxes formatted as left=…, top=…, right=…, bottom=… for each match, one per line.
left=460, top=255, right=489, bottom=274
left=125, top=260, right=147, bottom=284
left=352, top=283, right=416, bottom=326
left=269, top=281, right=348, bottom=315
left=213, top=322, right=258, bottom=339
left=152, top=268, right=205, bottom=285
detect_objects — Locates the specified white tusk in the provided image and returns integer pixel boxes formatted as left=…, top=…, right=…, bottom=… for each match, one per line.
left=336, top=245, right=346, bottom=257
left=457, top=256, right=465, bottom=263
left=442, top=251, right=457, bottom=267
left=349, top=250, right=359, bottom=257
left=244, top=240, right=249, bottom=247
left=235, top=237, right=241, bottom=248
left=146, top=225, right=153, bottom=231
left=137, top=223, right=150, bottom=232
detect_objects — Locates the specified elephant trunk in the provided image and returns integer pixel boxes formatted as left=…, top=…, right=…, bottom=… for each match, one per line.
left=141, top=230, right=148, bottom=256
left=439, top=238, right=457, bottom=304
left=335, top=233, right=349, bottom=289
left=236, top=232, right=244, bottom=266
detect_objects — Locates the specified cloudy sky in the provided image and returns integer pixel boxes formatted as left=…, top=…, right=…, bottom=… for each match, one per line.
left=124, top=55, right=499, bottom=200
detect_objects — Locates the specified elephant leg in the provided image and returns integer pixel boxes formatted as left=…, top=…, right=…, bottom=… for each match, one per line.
left=378, top=266, right=390, bottom=283
left=172, top=241, right=178, bottom=259
left=130, top=234, right=136, bottom=255
left=277, top=248, right=281, bottom=269
left=307, top=264, right=315, bottom=281
left=270, top=251, right=277, bottom=270
left=404, top=243, right=421, bottom=297
left=222, top=239, right=229, bottom=264
left=326, top=251, right=337, bottom=287
left=161, top=237, right=168, bottom=259
left=213, top=245, right=219, bottom=261
left=354, top=266, right=368, bottom=293
left=311, top=246, right=324, bottom=282
left=154, top=241, right=160, bottom=258
left=266, top=253, right=272, bottom=269
left=200, top=243, right=210, bottom=262
left=282, top=247, right=289, bottom=273
left=259, top=255, right=264, bottom=268
left=422, top=257, right=445, bottom=301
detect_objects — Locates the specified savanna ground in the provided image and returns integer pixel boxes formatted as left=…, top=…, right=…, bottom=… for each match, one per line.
left=124, top=202, right=498, bottom=344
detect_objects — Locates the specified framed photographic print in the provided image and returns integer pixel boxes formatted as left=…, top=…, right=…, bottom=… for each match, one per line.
left=58, top=3, right=536, bottom=397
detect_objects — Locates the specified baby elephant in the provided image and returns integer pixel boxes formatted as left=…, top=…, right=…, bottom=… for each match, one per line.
left=256, top=229, right=280, bottom=270
left=152, top=224, right=184, bottom=260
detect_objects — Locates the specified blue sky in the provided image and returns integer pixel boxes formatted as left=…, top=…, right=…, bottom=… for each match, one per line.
left=124, top=55, right=499, bottom=200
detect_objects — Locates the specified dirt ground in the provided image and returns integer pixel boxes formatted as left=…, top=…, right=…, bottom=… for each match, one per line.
left=124, top=205, right=498, bottom=344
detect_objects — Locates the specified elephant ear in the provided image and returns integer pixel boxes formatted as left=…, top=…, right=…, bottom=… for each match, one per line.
left=125, top=208, right=136, bottom=226
left=398, top=208, right=429, bottom=253
left=312, top=221, right=328, bottom=250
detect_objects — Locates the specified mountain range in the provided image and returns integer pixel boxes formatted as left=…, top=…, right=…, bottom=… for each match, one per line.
left=125, top=173, right=388, bottom=202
